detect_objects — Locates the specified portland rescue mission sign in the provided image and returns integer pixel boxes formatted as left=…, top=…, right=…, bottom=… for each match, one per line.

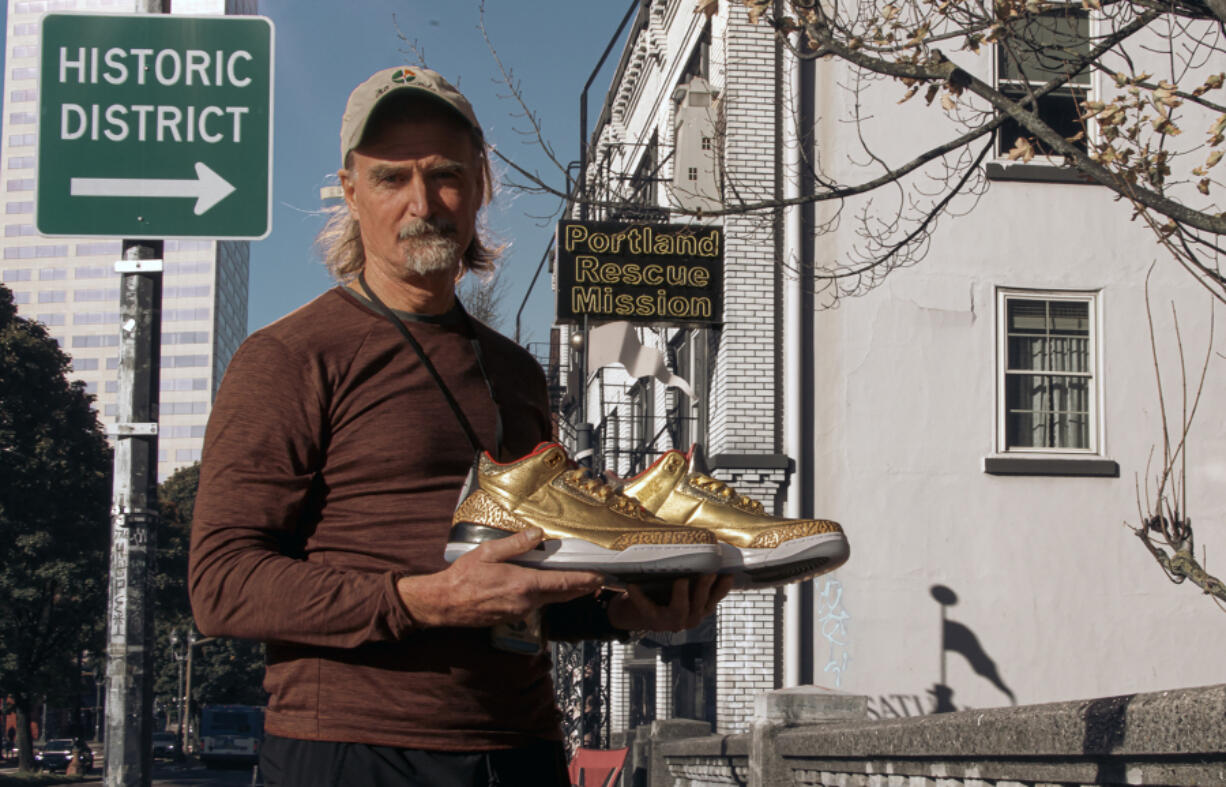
left=36, top=13, right=273, bottom=239
left=556, top=220, right=723, bottom=326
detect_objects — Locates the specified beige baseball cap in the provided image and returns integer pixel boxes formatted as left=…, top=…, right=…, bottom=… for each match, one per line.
left=339, top=66, right=481, bottom=165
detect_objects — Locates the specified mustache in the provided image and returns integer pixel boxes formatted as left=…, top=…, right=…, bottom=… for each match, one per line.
left=398, top=218, right=457, bottom=240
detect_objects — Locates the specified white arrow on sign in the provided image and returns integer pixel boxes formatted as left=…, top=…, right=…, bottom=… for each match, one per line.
left=70, top=162, right=236, bottom=216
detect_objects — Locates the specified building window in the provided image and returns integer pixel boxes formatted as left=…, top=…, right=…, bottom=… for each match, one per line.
left=995, top=9, right=1090, bottom=157
left=628, top=379, right=655, bottom=474
left=75, top=265, right=111, bottom=279
left=667, top=329, right=708, bottom=451
left=687, top=167, right=698, bottom=181
left=165, top=307, right=211, bottom=322
left=72, top=334, right=119, bottom=348
left=701, top=136, right=712, bottom=151
left=76, top=241, right=122, bottom=256
left=74, top=312, right=119, bottom=325
left=9, top=90, right=37, bottom=103
left=998, top=290, right=1098, bottom=452
left=74, top=288, right=119, bottom=302
left=165, top=285, right=212, bottom=299
left=6, top=224, right=35, bottom=236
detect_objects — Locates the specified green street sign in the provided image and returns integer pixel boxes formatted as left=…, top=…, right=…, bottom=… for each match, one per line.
left=36, top=13, right=274, bottom=239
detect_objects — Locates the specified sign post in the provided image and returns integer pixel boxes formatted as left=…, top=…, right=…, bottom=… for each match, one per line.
left=36, top=11, right=274, bottom=787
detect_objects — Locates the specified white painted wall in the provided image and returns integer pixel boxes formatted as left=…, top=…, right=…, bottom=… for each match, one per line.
left=805, top=45, right=1226, bottom=713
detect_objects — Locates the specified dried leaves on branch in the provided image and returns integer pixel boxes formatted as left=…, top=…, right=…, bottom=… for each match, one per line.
left=743, top=0, right=1226, bottom=301
left=490, top=0, right=1226, bottom=303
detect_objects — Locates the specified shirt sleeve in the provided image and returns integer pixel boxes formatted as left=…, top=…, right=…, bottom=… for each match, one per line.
left=188, top=332, right=417, bottom=648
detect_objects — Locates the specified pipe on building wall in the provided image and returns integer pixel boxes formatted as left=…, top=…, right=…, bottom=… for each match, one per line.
left=781, top=24, right=804, bottom=689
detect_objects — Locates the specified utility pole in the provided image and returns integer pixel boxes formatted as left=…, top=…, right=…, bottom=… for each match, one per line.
left=103, top=238, right=162, bottom=787
left=101, top=6, right=167, bottom=782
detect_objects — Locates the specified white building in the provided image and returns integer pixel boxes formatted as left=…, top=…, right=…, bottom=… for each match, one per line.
left=0, top=0, right=255, bottom=479
left=563, top=0, right=1226, bottom=735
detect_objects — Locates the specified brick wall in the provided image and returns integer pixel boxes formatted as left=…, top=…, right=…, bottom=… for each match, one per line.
left=715, top=587, right=777, bottom=733
left=707, top=8, right=787, bottom=734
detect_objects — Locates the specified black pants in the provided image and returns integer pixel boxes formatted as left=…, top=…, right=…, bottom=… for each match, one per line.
left=260, top=734, right=570, bottom=787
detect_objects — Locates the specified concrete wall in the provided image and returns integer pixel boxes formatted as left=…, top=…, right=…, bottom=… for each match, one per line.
left=643, top=683, right=1226, bottom=786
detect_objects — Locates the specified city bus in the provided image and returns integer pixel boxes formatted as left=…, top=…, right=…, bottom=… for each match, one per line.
left=198, top=704, right=263, bottom=768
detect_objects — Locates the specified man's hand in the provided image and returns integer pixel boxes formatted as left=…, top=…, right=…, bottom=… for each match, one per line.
left=606, top=574, right=734, bottom=633
left=396, top=527, right=605, bottom=628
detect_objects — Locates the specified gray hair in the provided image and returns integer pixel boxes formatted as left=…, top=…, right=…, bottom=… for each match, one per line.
left=317, top=126, right=499, bottom=282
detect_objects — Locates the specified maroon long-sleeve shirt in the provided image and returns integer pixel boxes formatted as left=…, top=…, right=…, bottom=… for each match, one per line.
left=189, top=286, right=566, bottom=750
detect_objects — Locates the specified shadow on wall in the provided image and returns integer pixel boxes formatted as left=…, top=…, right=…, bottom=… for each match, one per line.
left=929, top=584, right=1016, bottom=712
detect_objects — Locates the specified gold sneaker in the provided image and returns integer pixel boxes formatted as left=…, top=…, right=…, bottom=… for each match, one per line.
left=445, top=443, right=722, bottom=579
left=621, top=447, right=849, bottom=589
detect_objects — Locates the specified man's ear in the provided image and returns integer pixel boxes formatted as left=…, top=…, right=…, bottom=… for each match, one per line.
left=338, top=166, right=360, bottom=222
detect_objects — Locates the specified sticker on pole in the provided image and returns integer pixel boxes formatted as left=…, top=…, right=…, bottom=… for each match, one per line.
left=36, top=13, right=274, bottom=239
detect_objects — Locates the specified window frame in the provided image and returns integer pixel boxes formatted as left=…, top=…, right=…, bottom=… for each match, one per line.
left=994, top=287, right=1104, bottom=456
left=992, top=7, right=1095, bottom=159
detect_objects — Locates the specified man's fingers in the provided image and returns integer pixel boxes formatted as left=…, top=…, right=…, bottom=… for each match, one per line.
left=531, top=568, right=606, bottom=595
left=471, top=527, right=546, bottom=563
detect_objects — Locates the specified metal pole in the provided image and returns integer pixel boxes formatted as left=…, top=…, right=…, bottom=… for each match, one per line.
left=174, top=635, right=185, bottom=755
left=182, top=633, right=214, bottom=754
left=93, top=671, right=102, bottom=743
left=513, top=239, right=555, bottom=345
left=103, top=240, right=163, bottom=787
left=183, top=636, right=194, bottom=754
left=578, top=0, right=641, bottom=221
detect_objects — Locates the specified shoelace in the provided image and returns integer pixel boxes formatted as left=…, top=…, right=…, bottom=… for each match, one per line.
left=563, top=466, right=649, bottom=517
left=690, top=473, right=765, bottom=513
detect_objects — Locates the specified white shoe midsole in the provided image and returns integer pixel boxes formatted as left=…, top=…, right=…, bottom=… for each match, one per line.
left=723, top=532, right=849, bottom=571
left=444, top=538, right=723, bottom=575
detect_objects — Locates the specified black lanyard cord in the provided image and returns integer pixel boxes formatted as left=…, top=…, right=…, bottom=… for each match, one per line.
left=357, top=273, right=503, bottom=457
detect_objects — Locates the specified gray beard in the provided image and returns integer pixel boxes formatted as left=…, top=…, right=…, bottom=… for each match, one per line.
left=399, top=219, right=462, bottom=276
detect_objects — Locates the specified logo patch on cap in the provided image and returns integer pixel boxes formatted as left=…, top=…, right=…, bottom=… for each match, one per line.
left=391, top=68, right=418, bottom=85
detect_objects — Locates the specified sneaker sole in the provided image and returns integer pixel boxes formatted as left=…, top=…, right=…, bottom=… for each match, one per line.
left=721, top=532, right=850, bottom=590
left=445, top=523, right=723, bottom=577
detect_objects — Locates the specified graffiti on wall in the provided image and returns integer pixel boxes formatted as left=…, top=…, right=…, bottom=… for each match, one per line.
left=817, top=578, right=850, bottom=688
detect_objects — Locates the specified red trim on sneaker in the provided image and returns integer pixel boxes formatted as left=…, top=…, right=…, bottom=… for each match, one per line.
left=484, top=441, right=562, bottom=466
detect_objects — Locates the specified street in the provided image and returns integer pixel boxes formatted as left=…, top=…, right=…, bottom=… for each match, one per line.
left=0, top=762, right=259, bottom=786
left=151, top=762, right=259, bottom=786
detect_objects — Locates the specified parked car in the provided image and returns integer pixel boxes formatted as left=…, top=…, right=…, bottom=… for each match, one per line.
left=34, top=738, right=93, bottom=772
left=152, top=731, right=181, bottom=759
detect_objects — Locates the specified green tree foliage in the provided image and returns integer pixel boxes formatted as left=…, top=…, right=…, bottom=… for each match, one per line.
left=151, top=463, right=265, bottom=736
left=0, top=285, right=111, bottom=771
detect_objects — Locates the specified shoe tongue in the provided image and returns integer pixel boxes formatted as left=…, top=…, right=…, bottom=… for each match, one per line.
left=532, top=441, right=560, bottom=453
left=688, top=443, right=711, bottom=475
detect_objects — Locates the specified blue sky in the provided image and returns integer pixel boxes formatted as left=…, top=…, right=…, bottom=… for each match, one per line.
left=249, top=0, right=636, bottom=348
left=2, top=0, right=637, bottom=348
